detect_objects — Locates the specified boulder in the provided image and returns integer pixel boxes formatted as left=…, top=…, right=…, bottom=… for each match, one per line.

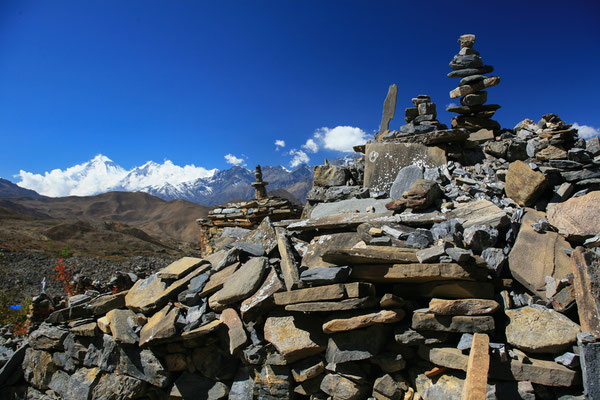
left=547, top=191, right=600, bottom=239
left=505, top=161, right=547, bottom=206
left=505, top=306, right=580, bottom=354
left=389, top=165, right=423, bottom=200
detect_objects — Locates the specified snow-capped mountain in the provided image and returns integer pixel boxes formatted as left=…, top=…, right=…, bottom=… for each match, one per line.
left=16, top=155, right=313, bottom=205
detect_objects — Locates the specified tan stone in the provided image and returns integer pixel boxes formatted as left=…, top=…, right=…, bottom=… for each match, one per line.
left=322, top=309, right=404, bottom=333
left=508, top=209, right=572, bottom=300
left=412, top=311, right=494, bottom=333
left=220, top=308, right=247, bottom=354
left=450, top=77, right=500, bottom=98
left=395, top=281, right=494, bottom=299
left=461, top=333, right=489, bottom=400
left=285, top=297, right=378, bottom=313
left=139, top=304, right=178, bottom=347
left=364, top=142, right=447, bottom=194
left=536, top=144, right=568, bottom=160
left=239, top=268, right=283, bottom=321
left=547, top=191, right=600, bottom=238
left=301, top=232, right=363, bottom=268
left=505, top=306, right=580, bottom=354
left=273, top=283, right=346, bottom=305
left=572, top=247, right=600, bottom=339
left=448, top=199, right=508, bottom=229
left=198, top=262, right=239, bottom=297
left=428, top=298, right=500, bottom=315
left=287, top=213, right=405, bottom=232
left=157, top=257, right=208, bottom=280
left=351, top=263, right=482, bottom=283
left=505, top=161, right=547, bottom=206
left=97, top=316, right=110, bottom=334
left=291, top=356, right=325, bottom=382
left=322, top=245, right=418, bottom=265
left=264, top=315, right=327, bottom=363
left=276, top=227, right=302, bottom=290
left=208, top=257, right=267, bottom=311
left=71, top=321, right=97, bottom=337
left=181, top=319, right=223, bottom=341
left=124, top=274, right=167, bottom=314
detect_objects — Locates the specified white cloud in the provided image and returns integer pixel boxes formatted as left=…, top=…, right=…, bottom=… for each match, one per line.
left=573, top=123, right=600, bottom=139
left=274, top=140, right=286, bottom=150
left=288, top=149, right=309, bottom=168
left=16, top=154, right=217, bottom=197
left=314, top=126, right=369, bottom=152
left=446, top=102, right=458, bottom=109
left=302, top=138, right=319, bottom=153
left=224, top=154, right=245, bottom=166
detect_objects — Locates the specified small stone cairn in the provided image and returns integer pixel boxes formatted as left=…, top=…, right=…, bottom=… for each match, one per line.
left=447, top=34, right=501, bottom=133
left=400, top=95, right=448, bottom=135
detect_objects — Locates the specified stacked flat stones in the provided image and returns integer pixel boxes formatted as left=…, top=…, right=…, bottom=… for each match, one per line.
left=447, top=34, right=501, bottom=133
left=400, top=95, right=448, bottom=135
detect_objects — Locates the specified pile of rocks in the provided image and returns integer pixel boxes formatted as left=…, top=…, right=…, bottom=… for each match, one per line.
left=447, top=34, right=501, bottom=133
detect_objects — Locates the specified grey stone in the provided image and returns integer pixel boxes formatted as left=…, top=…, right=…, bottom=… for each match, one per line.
left=412, top=311, right=495, bottom=333
left=0, top=343, right=27, bottom=388
left=416, top=243, right=449, bottom=263
left=229, top=366, right=255, bottom=400
left=205, top=248, right=239, bottom=271
left=188, top=273, right=210, bottom=294
left=326, top=324, right=388, bottom=365
left=445, top=247, right=472, bottom=264
left=481, top=247, right=506, bottom=273
left=460, top=91, right=487, bottom=106
left=118, top=347, right=169, bottom=388
left=431, top=219, right=463, bottom=241
left=554, top=352, right=579, bottom=369
left=457, top=333, right=474, bottom=351
left=209, top=257, right=267, bottom=310
left=447, top=65, right=494, bottom=78
left=405, top=229, right=434, bottom=249
left=230, top=242, right=265, bottom=257
left=300, top=265, right=352, bottom=285
left=91, top=373, right=147, bottom=400
left=450, top=54, right=484, bottom=70
left=29, top=324, right=69, bottom=351
left=578, top=337, right=600, bottom=398
left=459, top=74, right=487, bottom=86
left=586, top=136, right=600, bottom=156
left=310, top=198, right=390, bottom=218
left=170, top=372, right=229, bottom=399
left=320, top=373, right=366, bottom=400
left=463, top=225, right=498, bottom=254
left=380, top=84, right=398, bottom=133
left=222, top=227, right=251, bottom=239
left=390, top=165, right=424, bottom=200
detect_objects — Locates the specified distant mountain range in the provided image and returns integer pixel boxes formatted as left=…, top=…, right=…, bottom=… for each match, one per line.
left=8, top=155, right=315, bottom=205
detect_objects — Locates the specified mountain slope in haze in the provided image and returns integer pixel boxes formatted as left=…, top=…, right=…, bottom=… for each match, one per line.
left=0, top=178, right=44, bottom=198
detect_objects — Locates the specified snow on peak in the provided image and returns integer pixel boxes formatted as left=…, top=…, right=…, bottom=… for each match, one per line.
left=16, top=154, right=217, bottom=197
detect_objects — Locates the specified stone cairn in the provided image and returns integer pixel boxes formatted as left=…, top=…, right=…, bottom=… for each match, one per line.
left=447, top=34, right=501, bottom=133
left=251, top=165, right=268, bottom=200
left=3, top=34, right=600, bottom=400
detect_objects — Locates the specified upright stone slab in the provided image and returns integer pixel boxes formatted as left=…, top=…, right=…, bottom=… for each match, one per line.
left=310, top=198, right=390, bottom=218
left=572, top=247, right=600, bottom=339
left=379, top=84, right=398, bottom=133
left=389, top=165, right=424, bottom=200
left=461, top=333, right=489, bottom=400
left=364, top=143, right=447, bottom=194
left=276, top=227, right=302, bottom=291
left=578, top=336, right=600, bottom=399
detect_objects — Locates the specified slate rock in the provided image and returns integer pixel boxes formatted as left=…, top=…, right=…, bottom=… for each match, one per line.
left=463, top=225, right=498, bottom=254
left=191, top=345, right=238, bottom=380
left=445, top=247, right=472, bottom=264
left=209, top=257, right=267, bottom=310
left=169, top=372, right=229, bottom=400
left=91, top=373, right=147, bottom=400
left=264, top=315, right=327, bottom=363
left=29, top=324, right=69, bottom=351
left=310, top=198, right=390, bottom=218
left=428, top=298, right=500, bottom=316
left=405, top=229, right=434, bottom=249
left=300, top=265, right=352, bottom=285
left=157, top=256, right=207, bottom=280
left=313, top=164, right=350, bottom=187
left=547, top=191, right=600, bottom=239
left=230, top=242, right=265, bottom=257
left=23, top=348, right=57, bottom=390
left=322, top=309, right=404, bottom=334
left=139, top=304, right=178, bottom=347
left=481, top=247, right=506, bottom=273
left=320, top=373, right=367, bottom=400
left=505, top=305, right=580, bottom=354
left=326, top=324, right=389, bottom=365
left=390, top=165, right=424, bottom=200
left=412, top=310, right=494, bottom=333
left=505, top=161, right=547, bottom=206
left=117, top=347, right=169, bottom=388
left=106, top=309, right=139, bottom=345
left=205, top=248, right=239, bottom=272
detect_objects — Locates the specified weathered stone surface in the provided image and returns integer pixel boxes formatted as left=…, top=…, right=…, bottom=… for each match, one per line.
left=420, top=346, right=579, bottom=387
left=505, top=161, right=547, bottom=206
left=416, top=371, right=465, bottom=400
left=547, top=191, right=600, bottom=238
left=106, top=309, right=139, bottom=345
left=311, top=198, right=390, bottom=218
left=505, top=306, right=580, bottom=354
left=91, top=373, right=147, bottom=400
left=390, top=165, right=424, bottom=200
left=301, top=232, right=363, bottom=268
left=243, top=216, right=278, bottom=255
left=450, top=77, right=500, bottom=98
left=290, top=356, right=325, bottom=382
left=157, top=256, right=207, bottom=279
left=181, top=319, right=223, bottom=341
left=380, top=83, right=398, bottom=133
left=71, top=321, right=98, bottom=337
left=322, top=309, right=404, bottom=333
left=285, top=297, right=377, bottom=313
left=118, top=347, right=168, bottom=388
left=229, top=366, right=255, bottom=400
left=313, top=164, right=350, bottom=187
left=288, top=212, right=404, bottom=232
left=300, top=265, right=352, bottom=285
left=412, top=310, right=494, bottom=333
left=364, top=142, right=447, bottom=194
left=264, top=315, right=326, bottom=363
left=209, top=257, right=267, bottom=310
left=572, top=247, right=600, bottom=339
left=86, top=290, right=128, bottom=315
left=395, top=281, right=494, bottom=299
left=322, top=245, right=418, bottom=264
left=320, top=373, right=366, bottom=400
left=416, top=243, right=449, bottom=263
left=351, top=263, right=481, bottom=283
left=239, top=267, right=283, bottom=321
left=191, top=345, right=237, bottom=380
left=23, top=348, right=57, bottom=390
left=326, top=325, right=388, bottom=364
left=29, top=325, right=69, bottom=351
left=461, top=333, right=490, bottom=400
left=448, top=199, right=508, bottom=229
left=55, top=367, right=102, bottom=400
left=428, top=298, right=499, bottom=315
left=124, top=274, right=167, bottom=313
left=169, top=372, right=229, bottom=399
left=508, top=209, right=573, bottom=300
left=139, top=304, right=178, bottom=347
left=199, top=262, right=239, bottom=297
left=204, top=248, right=239, bottom=272
left=220, top=308, right=247, bottom=354
left=274, top=283, right=346, bottom=305
left=276, top=227, right=302, bottom=290
left=578, top=336, right=600, bottom=399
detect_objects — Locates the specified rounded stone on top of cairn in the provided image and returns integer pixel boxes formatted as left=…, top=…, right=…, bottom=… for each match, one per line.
left=447, top=34, right=501, bottom=133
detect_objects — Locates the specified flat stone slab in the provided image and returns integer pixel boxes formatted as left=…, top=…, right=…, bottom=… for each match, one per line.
left=390, top=165, right=424, bottom=200
left=264, top=315, right=327, bottom=363
left=288, top=212, right=396, bottom=231
left=274, top=283, right=346, bottom=305
left=572, top=247, right=600, bottom=339
left=106, top=309, right=139, bottom=345
left=322, top=309, right=404, bottom=333
left=351, top=263, right=483, bottom=283
left=461, top=333, right=490, bottom=400
left=364, top=142, right=447, bottom=194
left=220, top=308, right=247, bottom=354
left=276, top=227, right=302, bottom=291
left=199, top=263, right=239, bottom=297
left=157, top=257, right=208, bottom=280
left=547, top=191, right=600, bottom=238
left=508, top=209, right=572, bottom=301
left=412, top=310, right=494, bottom=333
left=239, top=268, right=283, bottom=321
left=181, top=320, right=223, bottom=341
left=310, top=198, right=390, bottom=218
left=505, top=306, right=580, bottom=354
left=209, top=257, right=267, bottom=310
left=420, top=346, right=579, bottom=387
left=322, top=245, right=418, bottom=264
left=301, top=232, right=363, bottom=269
left=326, top=324, right=388, bottom=365
left=139, top=305, right=178, bottom=347
left=394, top=281, right=494, bottom=299
left=448, top=199, right=508, bottom=229
left=428, top=298, right=500, bottom=316
left=285, top=297, right=378, bottom=313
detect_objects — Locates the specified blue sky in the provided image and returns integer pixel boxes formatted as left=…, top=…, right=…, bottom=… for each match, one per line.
left=1, top=0, right=599, bottom=182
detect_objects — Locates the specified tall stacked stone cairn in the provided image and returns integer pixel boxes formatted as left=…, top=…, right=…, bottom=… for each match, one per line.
left=3, top=36, right=600, bottom=400
left=447, top=34, right=501, bottom=133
